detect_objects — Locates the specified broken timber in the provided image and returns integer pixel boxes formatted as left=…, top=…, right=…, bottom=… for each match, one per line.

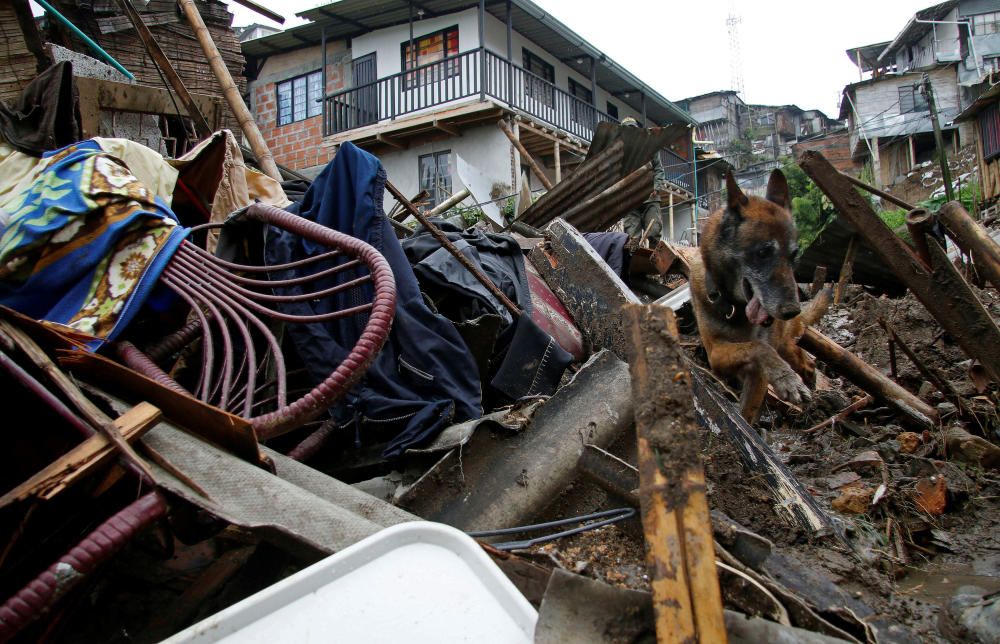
left=624, top=305, right=727, bottom=644
left=800, top=150, right=1000, bottom=384
left=938, top=200, right=1000, bottom=291
left=529, top=218, right=640, bottom=360
left=689, top=367, right=841, bottom=538
left=499, top=119, right=553, bottom=190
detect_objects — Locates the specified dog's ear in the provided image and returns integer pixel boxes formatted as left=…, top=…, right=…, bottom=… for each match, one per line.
left=726, top=172, right=749, bottom=213
left=765, top=170, right=790, bottom=209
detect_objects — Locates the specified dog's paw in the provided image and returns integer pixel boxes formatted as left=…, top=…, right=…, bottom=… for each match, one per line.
left=771, top=368, right=812, bottom=406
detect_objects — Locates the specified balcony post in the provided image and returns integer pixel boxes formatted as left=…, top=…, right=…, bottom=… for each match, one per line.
left=506, top=0, right=513, bottom=105
left=590, top=55, right=597, bottom=106
left=321, top=24, right=327, bottom=136
left=479, top=0, right=486, bottom=102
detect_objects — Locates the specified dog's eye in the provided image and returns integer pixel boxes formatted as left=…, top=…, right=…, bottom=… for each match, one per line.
left=756, top=246, right=772, bottom=259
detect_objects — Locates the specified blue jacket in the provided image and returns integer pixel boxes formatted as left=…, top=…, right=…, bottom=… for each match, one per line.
left=265, top=142, right=482, bottom=457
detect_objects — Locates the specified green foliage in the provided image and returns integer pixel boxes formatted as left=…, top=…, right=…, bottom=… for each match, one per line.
left=448, top=203, right=484, bottom=227
left=876, top=181, right=982, bottom=243
left=782, top=159, right=835, bottom=249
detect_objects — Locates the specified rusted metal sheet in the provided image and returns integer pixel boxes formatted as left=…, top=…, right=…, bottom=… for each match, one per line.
left=800, top=150, right=1000, bottom=383
left=528, top=218, right=640, bottom=360
left=525, top=258, right=585, bottom=361
left=396, top=350, right=633, bottom=531
left=518, top=122, right=689, bottom=230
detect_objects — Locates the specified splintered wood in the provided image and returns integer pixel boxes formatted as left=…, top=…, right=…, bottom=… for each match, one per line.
left=623, top=305, right=727, bottom=644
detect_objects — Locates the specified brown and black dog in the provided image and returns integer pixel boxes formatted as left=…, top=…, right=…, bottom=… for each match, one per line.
left=689, top=169, right=829, bottom=423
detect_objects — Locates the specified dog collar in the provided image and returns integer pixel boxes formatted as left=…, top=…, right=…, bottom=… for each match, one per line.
left=704, top=272, right=745, bottom=323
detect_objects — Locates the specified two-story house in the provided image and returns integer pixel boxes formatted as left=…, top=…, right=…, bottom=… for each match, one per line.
left=841, top=0, right=1000, bottom=187
left=240, top=0, right=700, bottom=239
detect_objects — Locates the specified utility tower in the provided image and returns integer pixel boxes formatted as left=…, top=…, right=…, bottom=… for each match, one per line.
left=726, top=10, right=744, bottom=100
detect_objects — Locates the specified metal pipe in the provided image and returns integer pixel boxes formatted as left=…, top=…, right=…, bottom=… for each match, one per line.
left=913, top=18, right=982, bottom=79
left=34, top=0, right=134, bottom=80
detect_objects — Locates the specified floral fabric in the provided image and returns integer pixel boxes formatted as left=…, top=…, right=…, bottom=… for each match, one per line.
left=0, top=140, right=187, bottom=342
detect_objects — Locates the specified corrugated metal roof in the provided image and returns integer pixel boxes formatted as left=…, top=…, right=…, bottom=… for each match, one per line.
left=242, top=0, right=696, bottom=127
left=877, top=0, right=958, bottom=63
left=955, top=80, right=1000, bottom=122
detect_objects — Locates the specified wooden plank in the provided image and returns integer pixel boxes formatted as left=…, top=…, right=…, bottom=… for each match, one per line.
left=624, top=305, right=727, bottom=644
left=0, top=403, right=162, bottom=508
left=97, top=11, right=178, bottom=34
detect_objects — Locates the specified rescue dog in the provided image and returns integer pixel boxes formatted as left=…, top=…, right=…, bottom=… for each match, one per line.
left=689, top=170, right=829, bottom=423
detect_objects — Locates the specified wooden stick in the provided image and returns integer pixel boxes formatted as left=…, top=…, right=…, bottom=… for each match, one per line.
left=498, top=119, right=553, bottom=190
left=810, top=265, right=827, bottom=297
left=939, top=200, right=1000, bottom=291
left=800, top=328, right=937, bottom=428
left=834, top=234, right=857, bottom=305
left=386, top=180, right=521, bottom=317
left=177, top=0, right=281, bottom=181
left=624, top=305, right=727, bottom=644
left=878, top=317, right=970, bottom=417
left=0, top=320, right=158, bottom=484
left=0, top=403, right=161, bottom=508
left=427, top=187, right=472, bottom=217
left=115, top=0, right=212, bottom=138
left=803, top=394, right=873, bottom=434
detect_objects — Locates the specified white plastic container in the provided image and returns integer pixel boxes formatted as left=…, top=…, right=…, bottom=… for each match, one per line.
left=164, top=521, right=537, bottom=643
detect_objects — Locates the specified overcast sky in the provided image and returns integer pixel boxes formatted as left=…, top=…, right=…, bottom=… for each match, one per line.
left=233, top=0, right=933, bottom=117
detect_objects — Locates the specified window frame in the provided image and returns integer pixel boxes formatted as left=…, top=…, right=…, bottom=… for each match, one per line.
left=418, top=150, right=453, bottom=209
left=898, top=83, right=929, bottom=114
left=522, top=48, right=555, bottom=107
left=970, top=11, right=1000, bottom=36
left=276, top=69, right=323, bottom=127
left=606, top=101, right=619, bottom=120
left=400, top=25, right=460, bottom=90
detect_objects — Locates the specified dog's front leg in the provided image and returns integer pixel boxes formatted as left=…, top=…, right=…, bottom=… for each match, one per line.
left=707, top=341, right=812, bottom=423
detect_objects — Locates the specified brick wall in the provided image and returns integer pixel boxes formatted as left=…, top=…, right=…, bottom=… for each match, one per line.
left=253, top=53, right=348, bottom=172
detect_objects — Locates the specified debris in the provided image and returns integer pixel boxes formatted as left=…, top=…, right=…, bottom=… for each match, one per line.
left=800, top=151, right=1000, bottom=385
left=898, top=432, right=923, bottom=454
left=914, top=476, right=948, bottom=516
left=623, top=304, right=727, bottom=643
left=831, top=487, right=874, bottom=514
left=944, top=425, right=1000, bottom=470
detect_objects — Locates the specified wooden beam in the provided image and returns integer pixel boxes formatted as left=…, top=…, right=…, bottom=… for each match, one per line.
left=376, top=132, right=407, bottom=149
left=800, top=149, right=1000, bottom=384
left=228, top=0, right=285, bottom=24
left=178, top=0, right=281, bottom=180
left=433, top=119, right=461, bottom=137
left=499, top=119, right=553, bottom=190
left=12, top=0, right=52, bottom=73
left=553, top=140, right=561, bottom=184
left=74, top=77, right=222, bottom=139
left=114, top=0, right=212, bottom=138
left=0, top=403, right=162, bottom=508
left=624, top=305, right=727, bottom=644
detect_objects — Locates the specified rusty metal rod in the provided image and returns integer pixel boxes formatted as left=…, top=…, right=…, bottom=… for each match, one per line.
left=386, top=180, right=522, bottom=317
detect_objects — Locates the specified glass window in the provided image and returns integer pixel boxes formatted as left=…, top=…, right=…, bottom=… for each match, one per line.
left=276, top=70, right=323, bottom=126
left=607, top=102, right=619, bottom=120
left=971, top=12, right=1000, bottom=36
left=419, top=150, right=452, bottom=209
left=523, top=48, right=555, bottom=106
left=401, top=26, right=460, bottom=89
left=898, top=83, right=929, bottom=114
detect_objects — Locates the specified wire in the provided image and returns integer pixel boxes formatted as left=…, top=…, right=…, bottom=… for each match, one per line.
left=467, top=507, right=636, bottom=551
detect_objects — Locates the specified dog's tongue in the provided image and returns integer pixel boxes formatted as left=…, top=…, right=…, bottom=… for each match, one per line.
left=745, top=296, right=772, bottom=326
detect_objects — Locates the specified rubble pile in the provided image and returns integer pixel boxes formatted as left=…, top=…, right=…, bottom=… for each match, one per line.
left=3, top=21, right=1000, bottom=644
